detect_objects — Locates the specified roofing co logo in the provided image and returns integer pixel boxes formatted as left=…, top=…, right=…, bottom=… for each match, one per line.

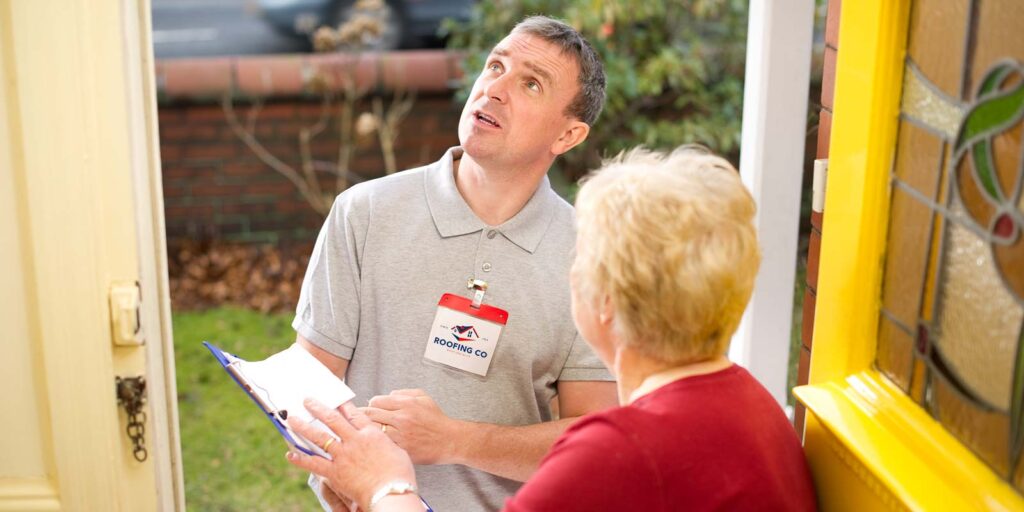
left=451, top=325, right=479, bottom=343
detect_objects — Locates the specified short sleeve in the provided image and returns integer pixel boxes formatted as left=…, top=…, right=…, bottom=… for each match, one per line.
left=292, top=192, right=368, bottom=360
left=557, top=332, right=614, bottom=381
left=503, top=416, right=657, bottom=511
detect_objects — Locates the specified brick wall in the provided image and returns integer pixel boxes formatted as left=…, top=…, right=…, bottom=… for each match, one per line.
left=156, top=51, right=463, bottom=245
left=795, top=0, right=840, bottom=432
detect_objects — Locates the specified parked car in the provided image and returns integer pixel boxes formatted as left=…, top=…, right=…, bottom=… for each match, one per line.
left=255, top=0, right=472, bottom=50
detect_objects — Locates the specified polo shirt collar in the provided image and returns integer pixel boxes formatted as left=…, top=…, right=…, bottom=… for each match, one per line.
left=425, top=146, right=557, bottom=254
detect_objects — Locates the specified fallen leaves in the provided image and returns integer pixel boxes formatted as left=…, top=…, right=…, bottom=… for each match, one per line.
left=168, top=240, right=312, bottom=314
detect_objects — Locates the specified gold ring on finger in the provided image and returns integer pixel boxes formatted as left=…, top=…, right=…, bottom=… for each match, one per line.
left=381, top=424, right=388, bottom=434
left=322, top=437, right=336, bottom=451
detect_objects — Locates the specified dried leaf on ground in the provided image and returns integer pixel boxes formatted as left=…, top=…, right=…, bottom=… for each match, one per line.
left=168, top=240, right=312, bottom=313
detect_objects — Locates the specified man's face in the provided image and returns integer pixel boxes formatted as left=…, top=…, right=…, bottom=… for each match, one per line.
left=458, top=31, right=583, bottom=169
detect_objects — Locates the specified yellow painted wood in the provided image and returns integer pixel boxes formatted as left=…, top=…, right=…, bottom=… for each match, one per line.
left=0, top=0, right=176, bottom=509
left=0, top=2, right=49, bottom=483
left=806, top=0, right=908, bottom=385
left=796, top=373, right=1023, bottom=510
left=0, top=478, right=60, bottom=512
left=799, top=0, right=1024, bottom=509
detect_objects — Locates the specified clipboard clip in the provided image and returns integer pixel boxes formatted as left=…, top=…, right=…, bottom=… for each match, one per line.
left=467, top=278, right=488, bottom=309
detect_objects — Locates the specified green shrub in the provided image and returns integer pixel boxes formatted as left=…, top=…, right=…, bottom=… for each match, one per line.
left=443, top=0, right=748, bottom=181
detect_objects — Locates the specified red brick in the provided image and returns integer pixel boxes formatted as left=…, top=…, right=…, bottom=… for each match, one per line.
left=164, top=204, right=214, bottom=218
left=825, top=0, right=842, bottom=49
left=821, top=46, right=837, bottom=111
left=381, top=51, right=456, bottom=93
left=159, top=144, right=183, bottom=160
left=222, top=161, right=268, bottom=177
left=159, top=124, right=192, bottom=140
left=157, top=108, right=184, bottom=122
left=246, top=182, right=296, bottom=195
left=806, top=229, right=822, bottom=290
left=253, top=103, right=299, bottom=120
left=793, top=403, right=807, bottom=434
left=162, top=58, right=232, bottom=98
left=236, top=56, right=306, bottom=97
left=798, top=345, right=812, bottom=387
left=221, top=202, right=272, bottom=215
left=162, top=165, right=213, bottom=180
left=801, top=288, right=817, bottom=350
left=185, top=144, right=237, bottom=160
left=816, top=109, right=832, bottom=159
left=308, top=53, right=380, bottom=93
left=278, top=200, right=318, bottom=214
left=310, top=141, right=340, bottom=157
left=297, top=102, right=337, bottom=118
left=186, top=105, right=228, bottom=122
left=161, top=184, right=190, bottom=198
left=190, top=184, right=244, bottom=197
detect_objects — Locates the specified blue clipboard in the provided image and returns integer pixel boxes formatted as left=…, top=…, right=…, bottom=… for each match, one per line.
left=204, top=342, right=435, bottom=511
left=203, top=341, right=328, bottom=458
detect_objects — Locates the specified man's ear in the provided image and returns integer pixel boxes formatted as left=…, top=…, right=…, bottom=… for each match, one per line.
left=551, top=120, right=590, bottom=156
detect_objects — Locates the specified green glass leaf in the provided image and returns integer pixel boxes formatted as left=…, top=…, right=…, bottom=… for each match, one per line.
left=971, top=140, right=1003, bottom=201
left=958, top=84, right=1024, bottom=145
left=954, top=65, right=1024, bottom=201
left=955, top=72, right=1024, bottom=155
left=980, top=65, right=1014, bottom=97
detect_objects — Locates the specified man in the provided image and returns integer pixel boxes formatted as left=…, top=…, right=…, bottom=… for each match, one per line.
left=292, top=15, right=617, bottom=511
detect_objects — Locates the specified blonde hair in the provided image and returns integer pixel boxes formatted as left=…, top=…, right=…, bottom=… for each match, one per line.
left=572, top=146, right=761, bottom=364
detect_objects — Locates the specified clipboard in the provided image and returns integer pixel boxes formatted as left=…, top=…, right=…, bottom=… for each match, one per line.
left=203, top=341, right=352, bottom=458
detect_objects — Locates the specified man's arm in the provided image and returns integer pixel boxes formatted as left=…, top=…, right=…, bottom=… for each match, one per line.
left=363, top=380, right=618, bottom=482
left=297, top=334, right=350, bottom=381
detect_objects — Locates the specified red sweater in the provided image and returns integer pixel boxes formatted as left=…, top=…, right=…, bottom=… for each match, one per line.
left=504, top=365, right=816, bottom=511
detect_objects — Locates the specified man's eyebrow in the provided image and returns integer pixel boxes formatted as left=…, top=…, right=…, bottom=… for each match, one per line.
left=524, top=62, right=554, bottom=85
left=489, top=48, right=555, bottom=85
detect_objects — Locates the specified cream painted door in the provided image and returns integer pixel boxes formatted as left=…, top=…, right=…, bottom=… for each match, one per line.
left=0, top=1, right=183, bottom=510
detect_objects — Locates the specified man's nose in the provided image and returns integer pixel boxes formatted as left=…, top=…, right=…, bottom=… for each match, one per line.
left=483, top=75, right=509, bottom=103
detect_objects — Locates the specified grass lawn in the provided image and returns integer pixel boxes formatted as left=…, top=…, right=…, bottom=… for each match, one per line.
left=173, top=307, right=320, bottom=511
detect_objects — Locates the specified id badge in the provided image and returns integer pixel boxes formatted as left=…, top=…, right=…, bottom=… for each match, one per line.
left=423, top=293, right=508, bottom=377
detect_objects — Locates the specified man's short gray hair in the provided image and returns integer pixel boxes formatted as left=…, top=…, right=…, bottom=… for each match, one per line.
left=512, top=16, right=606, bottom=126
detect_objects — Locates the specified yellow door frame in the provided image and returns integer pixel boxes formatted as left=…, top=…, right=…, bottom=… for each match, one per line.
left=794, top=0, right=1024, bottom=509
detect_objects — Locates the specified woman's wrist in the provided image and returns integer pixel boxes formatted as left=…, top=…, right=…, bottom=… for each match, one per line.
left=366, top=491, right=422, bottom=512
left=363, top=479, right=420, bottom=512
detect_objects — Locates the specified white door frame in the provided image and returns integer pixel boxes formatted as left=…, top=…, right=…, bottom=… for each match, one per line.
left=123, top=0, right=186, bottom=509
left=729, top=0, right=815, bottom=407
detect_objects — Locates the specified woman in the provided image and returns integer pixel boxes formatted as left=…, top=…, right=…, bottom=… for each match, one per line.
left=287, top=146, right=817, bottom=511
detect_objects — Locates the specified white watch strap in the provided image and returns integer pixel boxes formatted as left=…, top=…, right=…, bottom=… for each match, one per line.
left=368, top=480, right=418, bottom=511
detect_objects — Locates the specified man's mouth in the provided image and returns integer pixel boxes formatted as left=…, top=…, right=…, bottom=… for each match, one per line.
left=474, top=111, right=501, bottom=128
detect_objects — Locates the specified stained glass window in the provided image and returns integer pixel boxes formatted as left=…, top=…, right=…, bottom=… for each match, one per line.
left=876, top=0, right=1024, bottom=491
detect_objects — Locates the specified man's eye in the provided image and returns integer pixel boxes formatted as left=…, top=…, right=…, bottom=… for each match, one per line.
left=489, top=63, right=502, bottom=72
left=526, top=80, right=540, bottom=91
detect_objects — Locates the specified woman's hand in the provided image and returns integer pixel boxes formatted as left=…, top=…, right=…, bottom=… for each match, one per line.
left=286, top=398, right=417, bottom=510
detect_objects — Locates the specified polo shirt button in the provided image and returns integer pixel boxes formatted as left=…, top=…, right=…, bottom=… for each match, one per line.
left=487, top=230, right=497, bottom=239
left=482, top=262, right=492, bottom=272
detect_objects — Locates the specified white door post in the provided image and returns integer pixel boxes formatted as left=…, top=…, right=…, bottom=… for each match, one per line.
left=729, top=0, right=815, bottom=407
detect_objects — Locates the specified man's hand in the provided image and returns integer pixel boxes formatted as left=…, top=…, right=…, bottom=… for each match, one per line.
left=362, top=381, right=617, bottom=482
left=362, top=389, right=460, bottom=465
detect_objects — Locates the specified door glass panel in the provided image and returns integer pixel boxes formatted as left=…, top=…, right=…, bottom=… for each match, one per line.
left=876, top=0, right=1024, bottom=492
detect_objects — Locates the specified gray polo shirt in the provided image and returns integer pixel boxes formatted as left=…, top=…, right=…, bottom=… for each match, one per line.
left=293, top=147, right=611, bottom=511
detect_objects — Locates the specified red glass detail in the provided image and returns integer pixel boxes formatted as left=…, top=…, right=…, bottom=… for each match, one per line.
left=916, top=324, right=929, bottom=355
left=994, top=213, right=1014, bottom=238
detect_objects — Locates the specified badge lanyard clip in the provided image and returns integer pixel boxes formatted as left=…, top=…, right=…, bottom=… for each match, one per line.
left=467, top=278, right=488, bottom=309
